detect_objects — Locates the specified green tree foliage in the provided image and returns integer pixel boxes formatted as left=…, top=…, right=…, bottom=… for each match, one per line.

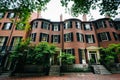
left=34, top=42, right=56, bottom=65
left=58, top=52, right=75, bottom=65
left=61, top=0, right=120, bottom=17
left=100, top=43, right=120, bottom=65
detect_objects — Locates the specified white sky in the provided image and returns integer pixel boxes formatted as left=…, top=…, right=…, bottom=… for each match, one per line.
left=41, top=0, right=120, bottom=21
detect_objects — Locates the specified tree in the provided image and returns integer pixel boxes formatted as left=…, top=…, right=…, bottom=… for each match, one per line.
left=100, top=43, right=120, bottom=66
left=0, top=0, right=119, bottom=18
left=58, top=52, right=75, bottom=65
left=61, top=0, right=120, bottom=17
left=34, top=42, right=56, bottom=66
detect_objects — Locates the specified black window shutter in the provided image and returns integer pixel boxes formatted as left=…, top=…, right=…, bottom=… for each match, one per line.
left=58, top=35, right=60, bottom=43
left=113, top=32, right=116, bottom=40
left=85, top=35, right=88, bottom=43
left=3, top=37, right=8, bottom=46
left=9, top=23, right=13, bottom=30
left=39, top=33, right=42, bottom=41
left=82, top=34, right=84, bottom=42
left=64, top=23, right=65, bottom=29
left=76, top=21, right=78, bottom=28
left=58, top=24, right=60, bottom=31
left=92, top=35, right=95, bottom=43
left=107, top=32, right=111, bottom=41
left=72, top=48, right=75, bottom=63
left=103, top=21, right=107, bottom=28
left=51, top=35, right=53, bottom=42
left=94, top=22, right=98, bottom=29
left=48, top=24, right=50, bottom=30
left=41, top=22, right=43, bottom=28
left=76, top=33, right=79, bottom=41
left=34, top=33, right=36, bottom=42
left=70, top=21, right=72, bottom=28
left=71, top=33, right=73, bottom=41
left=36, top=22, right=38, bottom=28
left=83, top=24, right=86, bottom=30
left=78, top=49, right=82, bottom=64
left=47, top=35, right=49, bottom=42
left=97, top=33, right=102, bottom=42
left=90, top=23, right=92, bottom=30
left=118, top=34, right=120, bottom=41
left=72, top=49, right=75, bottom=56
left=52, top=24, right=54, bottom=31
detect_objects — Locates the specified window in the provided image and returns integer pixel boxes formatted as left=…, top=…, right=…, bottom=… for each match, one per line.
left=2, top=22, right=12, bottom=30
left=7, top=12, right=15, bottom=18
left=109, top=20, right=114, bottom=27
left=64, top=21, right=72, bottom=29
left=64, top=33, right=73, bottom=42
left=52, top=24, right=60, bottom=31
left=76, top=33, right=84, bottom=42
left=115, top=23, right=120, bottom=30
left=40, top=33, right=49, bottom=42
left=64, top=48, right=75, bottom=63
left=51, top=35, right=60, bottom=43
left=100, top=32, right=108, bottom=41
left=96, top=21, right=107, bottom=29
left=97, top=32, right=111, bottom=42
left=31, top=33, right=36, bottom=42
left=84, top=23, right=92, bottom=30
left=32, top=21, right=38, bottom=29
left=85, top=34, right=95, bottom=43
left=10, top=37, right=22, bottom=50
left=113, top=32, right=119, bottom=41
left=0, top=37, right=8, bottom=51
left=0, top=13, right=4, bottom=18
left=76, top=21, right=81, bottom=29
left=41, top=21, right=50, bottom=30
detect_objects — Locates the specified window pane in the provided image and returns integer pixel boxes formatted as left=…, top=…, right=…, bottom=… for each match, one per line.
left=3, top=23, right=12, bottom=30
left=0, top=13, right=4, bottom=18
left=7, top=13, right=15, bottom=18
left=100, top=32, right=108, bottom=41
left=53, top=24, right=58, bottom=31
left=0, top=37, right=5, bottom=46
left=85, top=24, right=91, bottom=30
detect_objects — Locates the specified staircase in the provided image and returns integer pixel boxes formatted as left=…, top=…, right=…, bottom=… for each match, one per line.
left=0, top=71, right=11, bottom=77
left=49, top=65, right=60, bottom=76
left=92, top=65, right=111, bottom=74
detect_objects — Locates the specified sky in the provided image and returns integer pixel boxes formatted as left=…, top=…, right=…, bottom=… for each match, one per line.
left=41, top=0, right=120, bottom=21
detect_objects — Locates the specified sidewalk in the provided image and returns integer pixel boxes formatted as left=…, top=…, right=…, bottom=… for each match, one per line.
left=0, top=73, right=120, bottom=80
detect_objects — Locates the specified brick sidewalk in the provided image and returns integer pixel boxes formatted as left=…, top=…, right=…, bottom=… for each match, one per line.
left=0, top=73, right=120, bottom=80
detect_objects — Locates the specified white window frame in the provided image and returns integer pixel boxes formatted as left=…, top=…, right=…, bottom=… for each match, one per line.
left=3, top=23, right=12, bottom=30
left=87, top=35, right=93, bottom=43
left=100, top=32, right=108, bottom=41
left=0, top=37, right=5, bottom=46
left=85, top=23, right=91, bottom=30
left=53, top=24, right=59, bottom=31
left=0, top=13, right=4, bottom=18
left=76, top=21, right=81, bottom=29
left=41, top=34, right=48, bottom=42
left=43, top=21, right=49, bottom=30
left=78, top=33, right=83, bottom=42
left=32, top=21, right=38, bottom=29
left=53, top=35, right=59, bottom=43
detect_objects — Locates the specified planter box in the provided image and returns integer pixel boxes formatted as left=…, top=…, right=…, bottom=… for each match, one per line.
left=23, top=65, right=44, bottom=73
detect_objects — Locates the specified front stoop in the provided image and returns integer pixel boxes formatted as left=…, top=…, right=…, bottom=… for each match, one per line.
left=49, top=65, right=60, bottom=76
left=92, top=65, right=111, bottom=74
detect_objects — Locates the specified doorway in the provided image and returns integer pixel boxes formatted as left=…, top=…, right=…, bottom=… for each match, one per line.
left=89, top=51, right=98, bottom=64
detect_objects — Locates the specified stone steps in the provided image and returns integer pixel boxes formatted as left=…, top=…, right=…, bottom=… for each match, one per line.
left=92, top=65, right=111, bottom=74
left=49, top=65, right=60, bottom=76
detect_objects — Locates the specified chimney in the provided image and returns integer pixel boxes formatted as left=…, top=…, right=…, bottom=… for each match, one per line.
left=37, top=11, right=41, bottom=18
left=82, top=14, right=87, bottom=21
left=60, top=14, right=63, bottom=21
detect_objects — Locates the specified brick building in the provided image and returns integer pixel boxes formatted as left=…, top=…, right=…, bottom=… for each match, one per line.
left=0, top=10, right=40, bottom=70
left=30, top=18, right=120, bottom=64
left=0, top=11, right=120, bottom=69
